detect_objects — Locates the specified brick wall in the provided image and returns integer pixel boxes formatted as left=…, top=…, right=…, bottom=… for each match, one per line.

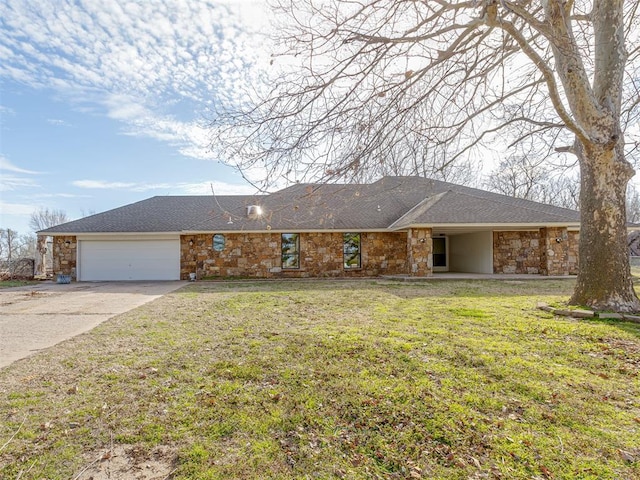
left=180, top=231, right=408, bottom=279
left=53, top=236, right=77, bottom=278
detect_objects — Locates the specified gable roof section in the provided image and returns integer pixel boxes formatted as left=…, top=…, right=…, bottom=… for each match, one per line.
left=39, top=176, right=580, bottom=235
left=390, top=189, right=580, bottom=229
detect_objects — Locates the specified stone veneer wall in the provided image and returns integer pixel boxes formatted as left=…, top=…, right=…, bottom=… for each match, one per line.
left=540, top=227, right=569, bottom=276
left=567, top=231, right=579, bottom=275
left=180, top=231, right=408, bottom=279
left=494, top=229, right=579, bottom=275
left=493, top=231, right=541, bottom=274
left=407, top=228, right=433, bottom=276
left=53, top=235, right=77, bottom=278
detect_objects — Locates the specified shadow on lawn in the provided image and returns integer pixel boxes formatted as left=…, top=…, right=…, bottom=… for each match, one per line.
left=183, top=277, right=577, bottom=298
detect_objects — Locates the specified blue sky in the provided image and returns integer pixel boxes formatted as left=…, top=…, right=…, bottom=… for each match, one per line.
left=1, top=0, right=266, bottom=234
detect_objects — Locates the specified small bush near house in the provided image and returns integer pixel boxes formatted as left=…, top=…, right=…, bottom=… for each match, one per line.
left=0, top=258, right=35, bottom=281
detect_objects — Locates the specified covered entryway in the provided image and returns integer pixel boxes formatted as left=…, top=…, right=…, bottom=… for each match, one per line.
left=78, top=238, right=180, bottom=281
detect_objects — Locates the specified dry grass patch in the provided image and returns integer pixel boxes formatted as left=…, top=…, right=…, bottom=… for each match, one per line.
left=0, top=279, right=639, bottom=479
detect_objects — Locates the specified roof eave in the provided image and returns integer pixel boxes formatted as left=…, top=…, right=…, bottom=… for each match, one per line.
left=41, top=231, right=183, bottom=237
left=388, top=222, right=582, bottom=232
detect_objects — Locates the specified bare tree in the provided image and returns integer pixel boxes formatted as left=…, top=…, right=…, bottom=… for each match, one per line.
left=214, top=0, right=640, bottom=312
left=627, top=184, right=640, bottom=224
left=29, top=208, right=68, bottom=233
left=0, top=229, right=37, bottom=260
left=485, top=155, right=580, bottom=209
left=0, top=229, right=18, bottom=261
left=0, top=228, right=34, bottom=279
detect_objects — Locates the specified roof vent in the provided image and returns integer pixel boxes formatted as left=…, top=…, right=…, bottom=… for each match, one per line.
left=246, top=205, right=263, bottom=219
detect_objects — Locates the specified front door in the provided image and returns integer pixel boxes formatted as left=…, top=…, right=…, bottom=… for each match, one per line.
left=432, top=236, right=448, bottom=272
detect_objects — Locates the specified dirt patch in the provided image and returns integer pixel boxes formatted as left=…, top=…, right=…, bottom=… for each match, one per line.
left=0, top=290, right=58, bottom=307
left=73, top=445, right=176, bottom=479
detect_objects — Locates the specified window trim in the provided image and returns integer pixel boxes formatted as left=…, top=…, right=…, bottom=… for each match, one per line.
left=343, top=232, right=362, bottom=269
left=281, top=233, right=300, bottom=269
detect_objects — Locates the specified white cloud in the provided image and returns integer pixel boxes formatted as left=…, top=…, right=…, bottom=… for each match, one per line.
left=72, top=180, right=137, bottom=189
left=72, top=179, right=256, bottom=195
left=0, top=1, right=272, bottom=162
left=0, top=104, right=15, bottom=115
left=0, top=156, right=43, bottom=192
left=31, top=192, right=90, bottom=199
left=0, top=201, right=37, bottom=216
left=46, top=118, right=72, bottom=127
left=0, top=175, right=40, bottom=192
left=177, top=181, right=256, bottom=195
left=0, top=156, right=42, bottom=174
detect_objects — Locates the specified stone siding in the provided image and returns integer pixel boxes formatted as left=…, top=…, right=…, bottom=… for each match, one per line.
left=180, top=231, right=408, bottom=279
left=493, top=231, right=540, bottom=274
left=494, top=229, right=579, bottom=276
left=53, top=236, right=77, bottom=278
left=407, top=228, right=433, bottom=276
left=540, top=227, right=569, bottom=275
left=568, top=231, right=579, bottom=275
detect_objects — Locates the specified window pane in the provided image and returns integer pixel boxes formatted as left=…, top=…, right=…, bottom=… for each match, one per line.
left=282, top=254, right=299, bottom=269
left=343, top=233, right=361, bottom=268
left=282, top=233, right=300, bottom=269
left=213, top=234, right=225, bottom=251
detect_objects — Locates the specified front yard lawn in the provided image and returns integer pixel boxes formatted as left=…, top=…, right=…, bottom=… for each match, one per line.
left=1, top=279, right=639, bottom=479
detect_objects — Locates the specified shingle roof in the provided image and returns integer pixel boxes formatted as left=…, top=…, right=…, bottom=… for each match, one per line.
left=38, top=176, right=580, bottom=234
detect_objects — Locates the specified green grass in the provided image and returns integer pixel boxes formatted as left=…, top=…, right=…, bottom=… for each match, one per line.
left=0, top=280, right=38, bottom=288
left=1, top=279, right=639, bottom=479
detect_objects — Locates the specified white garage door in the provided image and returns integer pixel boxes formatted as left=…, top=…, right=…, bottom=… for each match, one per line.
left=79, top=239, right=180, bottom=281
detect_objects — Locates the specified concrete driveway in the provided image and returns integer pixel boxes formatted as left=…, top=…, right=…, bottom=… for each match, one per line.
left=0, top=281, right=185, bottom=369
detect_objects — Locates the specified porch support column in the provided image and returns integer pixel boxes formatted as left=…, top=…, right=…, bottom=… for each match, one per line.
left=53, top=236, right=77, bottom=278
left=34, top=235, right=48, bottom=277
left=539, top=227, right=569, bottom=276
left=407, top=228, right=433, bottom=277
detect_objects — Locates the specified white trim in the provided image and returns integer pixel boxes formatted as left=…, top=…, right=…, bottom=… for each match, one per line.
left=432, top=236, right=449, bottom=272
left=76, top=234, right=180, bottom=241
left=51, top=232, right=181, bottom=237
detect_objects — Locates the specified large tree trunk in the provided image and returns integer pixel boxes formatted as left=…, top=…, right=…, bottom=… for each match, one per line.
left=570, top=143, right=640, bottom=312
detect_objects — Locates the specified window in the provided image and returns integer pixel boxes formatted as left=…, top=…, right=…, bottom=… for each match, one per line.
left=281, top=233, right=300, bottom=269
left=213, top=234, right=225, bottom=252
left=343, top=233, right=361, bottom=269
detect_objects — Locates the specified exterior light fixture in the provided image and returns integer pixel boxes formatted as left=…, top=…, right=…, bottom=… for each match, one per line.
left=189, top=239, right=194, bottom=246
left=64, top=240, right=71, bottom=247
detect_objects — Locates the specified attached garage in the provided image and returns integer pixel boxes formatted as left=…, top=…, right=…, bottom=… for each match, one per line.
left=78, top=238, right=180, bottom=281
